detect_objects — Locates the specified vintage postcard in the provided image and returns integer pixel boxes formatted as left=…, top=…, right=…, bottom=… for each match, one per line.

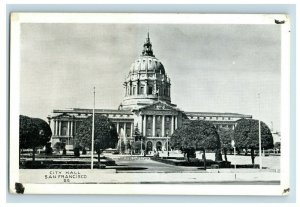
left=9, top=13, right=290, bottom=195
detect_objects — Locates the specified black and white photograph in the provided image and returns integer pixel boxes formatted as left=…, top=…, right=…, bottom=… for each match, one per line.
left=9, top=13, right=290, bottom=195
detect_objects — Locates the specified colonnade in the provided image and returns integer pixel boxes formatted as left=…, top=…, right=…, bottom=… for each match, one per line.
left=116, top=122, right=134, bottom=137
left=125, top=79, right=171, bottom=97
left=53, top=119, right=74, bottom=137
left=142, top=114, right=177, bottom=137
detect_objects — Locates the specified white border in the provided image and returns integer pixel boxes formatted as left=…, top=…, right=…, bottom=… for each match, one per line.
left=9, top=13, right=290, bottom=195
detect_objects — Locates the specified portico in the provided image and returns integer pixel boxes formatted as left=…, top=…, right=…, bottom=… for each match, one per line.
left=131, top=100, right=184, bottom=152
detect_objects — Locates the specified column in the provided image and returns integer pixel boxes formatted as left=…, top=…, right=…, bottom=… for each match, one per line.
left=54, top=120, right=56, bottom=136
left=162, top=115, right=165, bottom=137
left=152, top=115, right=156, bottom=137
left=55, top=120, right=59, bottom=136
left=130, top=122, right=133, bottom=137
left=143, top=115, right=146, bottom=136
left=70, top=121, right=73, bottom=136
left=116, top=122, right=119, bottom=133
left=67, top=121, right=70, bottom=136
left=175, top=116, right=178, bottom=129
left=171, top=116, right=174, bottom=134
left=124, top=122, right=127, bottom=137
left=58, top=121, right=61, bottom=136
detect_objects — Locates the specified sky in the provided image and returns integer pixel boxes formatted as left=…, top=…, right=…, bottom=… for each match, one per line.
left=20, top=23, right=281, bottom=132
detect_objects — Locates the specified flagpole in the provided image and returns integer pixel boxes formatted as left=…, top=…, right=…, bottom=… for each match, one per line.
left=91, top=87, right=95, bottom=169
left=258, top=93, right=262, bottom=170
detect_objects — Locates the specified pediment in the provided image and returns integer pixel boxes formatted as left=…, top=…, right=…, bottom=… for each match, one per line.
left=52, top=113, right=75, bottom=119
left=138, top=101, right=180, bottom=113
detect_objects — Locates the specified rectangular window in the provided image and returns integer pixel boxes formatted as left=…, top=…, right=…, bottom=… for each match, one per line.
left=155, top=116, right=162, bottom=137
left=126, top=123, right=131, bottom=137
left=61, top=121, right=68, bottom=136
left=133, top=87, right=136, bottom=95
left=147, top=128, right=152, bottom=137
left=146, top=115, right=153, bottom=136
left=164, top=116, right=171, bottom=136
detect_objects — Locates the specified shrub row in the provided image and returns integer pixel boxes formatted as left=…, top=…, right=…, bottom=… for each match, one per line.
left=151, top=157, right=231, bottom=168
left=19, top=159, right=116, bottom=169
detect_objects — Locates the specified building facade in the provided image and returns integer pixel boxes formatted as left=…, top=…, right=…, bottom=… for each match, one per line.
left=48, top=33, right=252, bottom=152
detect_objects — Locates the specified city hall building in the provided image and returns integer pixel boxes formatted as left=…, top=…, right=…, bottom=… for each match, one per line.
left=48, top=33, right=252, bottom=152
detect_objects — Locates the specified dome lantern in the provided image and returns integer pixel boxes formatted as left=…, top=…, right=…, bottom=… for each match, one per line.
left=142, top=32, right=154, bottom=57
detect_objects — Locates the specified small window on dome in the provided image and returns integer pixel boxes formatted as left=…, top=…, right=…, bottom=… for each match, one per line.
left=148, top=86, right=153, bottom=95
left=133, top=87, right=136, bottom=95
left=140, top=86, right=144, bottom=94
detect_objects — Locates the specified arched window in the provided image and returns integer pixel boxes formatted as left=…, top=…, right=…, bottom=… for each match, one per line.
left=147, top=141, right=153, bottom=151
left=156, top=141, right=162, bottom=151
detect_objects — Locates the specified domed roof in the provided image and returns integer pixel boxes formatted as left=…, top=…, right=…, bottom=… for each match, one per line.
left=130, top=56, right=165, bottom=74
left=129, top=32, right=165, bottom=75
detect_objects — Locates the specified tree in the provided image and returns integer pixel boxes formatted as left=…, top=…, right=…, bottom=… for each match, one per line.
left=132, top=141, right=145, bottom=154
left=45, top=142, right=53, bottom=155
left=274, top=142, right=281, bottom=153
left=75, top=114, right=118, bottom=166
left=54, top=142, right=65, bottom=153
left=218, top=128, right=234, bottom=162
left=170, top=120, right=221, bottom=169
left=234, top=119, right=274, bottom=165
left=19, top=115, right=52, bottom=162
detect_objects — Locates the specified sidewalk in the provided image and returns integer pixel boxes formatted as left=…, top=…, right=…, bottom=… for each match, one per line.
left=19, top=169, right=280, bottom=184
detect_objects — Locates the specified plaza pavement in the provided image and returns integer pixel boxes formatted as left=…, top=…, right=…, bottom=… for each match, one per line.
left=19, top=152, right=280, bottom=184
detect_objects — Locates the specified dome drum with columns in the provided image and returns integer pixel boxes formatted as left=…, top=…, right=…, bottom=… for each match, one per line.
left=47, top=33, right=252, bottom=154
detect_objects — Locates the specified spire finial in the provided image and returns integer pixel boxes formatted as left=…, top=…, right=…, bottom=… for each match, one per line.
left=147, top=28, right=149, bottom=40
left=146, top=30, right=150, bottom=43
left=142, top=31, right=154, bottom=57
left=147, top=26, right=149, bottom=38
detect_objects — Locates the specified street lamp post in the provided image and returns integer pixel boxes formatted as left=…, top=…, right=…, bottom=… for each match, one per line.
left=166, top=133, right=169, bottom=157
left=91, top=87, right=95, bottom=170
left=231, top=140, right=236, bottom=172
left=231, top=140, right=237, bottom=180
left=140, top=137, right=143, bottom=156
